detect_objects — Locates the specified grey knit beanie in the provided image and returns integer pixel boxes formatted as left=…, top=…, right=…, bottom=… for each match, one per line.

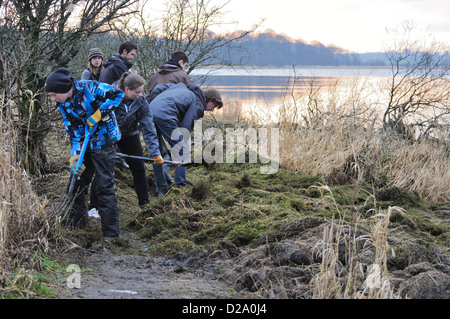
left=88, top=48, right=104, bottom=61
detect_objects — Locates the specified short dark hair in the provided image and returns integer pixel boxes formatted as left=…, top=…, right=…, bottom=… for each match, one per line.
left=171, top=51, right=188, bottom=64
left=118, top=41, right=138, bottom=54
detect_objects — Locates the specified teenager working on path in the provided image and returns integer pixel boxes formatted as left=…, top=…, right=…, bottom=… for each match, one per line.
left=45, top=67, right=124, bottom=239
left=148, top=83, right=223, bottom=196
left=147, top=51, right=191, bottom=185
left=98, top=40, right=137, bottom=171
left=114, top=72, right=165, bottom=206
left=147, top=51, right=190, bottom=93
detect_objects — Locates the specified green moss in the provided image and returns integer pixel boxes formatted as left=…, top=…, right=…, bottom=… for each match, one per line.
left=305, top=187, right=321, bottom=198
left=228, top=217, right=272, bottom=246
left=217, top=194, right=238, bottom=207
left=139, top=212, right=186, bottom=239
left=148, top=238, right=197, bottom=256
left=376, top=187, right=422, bottom=207
left=389, top=244, right=411, bottom=270
left=262, top=169, right=325, bottom=190
left=229, top=224, right=262, bottom=246
left=111, top=150, right=448, bottom=260
left=267, top=216, right=324, bottom=241
left=236, top=173, right=252, bottom=188
left=190, top=180, right=210, bottom=200
left=411, top=216, right=446, bottom=236
left=194, top=222, right=233, bottom=244
left=364, top=168, right=389, bottom=188
left=330, top=184, right=372, bottom=206
left=290, top=198, right=306, bottom=212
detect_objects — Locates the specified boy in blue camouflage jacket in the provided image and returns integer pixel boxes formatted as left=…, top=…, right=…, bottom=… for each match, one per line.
left=45, top=67, right=124, bottom=238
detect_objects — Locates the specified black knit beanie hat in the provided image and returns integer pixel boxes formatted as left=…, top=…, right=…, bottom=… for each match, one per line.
left=44, top=67, right=73, bottom=93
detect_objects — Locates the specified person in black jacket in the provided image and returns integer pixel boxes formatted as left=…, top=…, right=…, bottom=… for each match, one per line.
left=115, top=72, right=164, bottom=206
left=147, top=51, right=191, bottom=185
left=99, top=41, right=138, bottom=84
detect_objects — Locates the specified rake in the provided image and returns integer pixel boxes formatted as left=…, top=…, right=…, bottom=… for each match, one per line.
left=51, top=123, right=98, bottom=222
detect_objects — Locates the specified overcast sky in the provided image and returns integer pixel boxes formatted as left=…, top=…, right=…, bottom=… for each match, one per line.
left=147, top=0, right=450, bottom=53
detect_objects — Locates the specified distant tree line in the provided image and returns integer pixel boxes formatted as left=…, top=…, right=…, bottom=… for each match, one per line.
left=216, top=30, right=389, bottom=67
left=209, top=29, right=450, bottom=67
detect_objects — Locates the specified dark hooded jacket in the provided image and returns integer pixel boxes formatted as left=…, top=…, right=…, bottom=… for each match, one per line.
left=147, top=60, right=190, bottom=94
left=115, top=94, right=160, bottom=156
left=148, top=83, right=206, bottom=132
left=99, top=54, right=132, bottom=84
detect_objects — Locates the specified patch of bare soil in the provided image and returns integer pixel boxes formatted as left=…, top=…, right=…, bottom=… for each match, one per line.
left=54, top=231, right=250, bottom=299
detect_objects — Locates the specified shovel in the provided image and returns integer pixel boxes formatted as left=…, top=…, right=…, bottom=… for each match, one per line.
left=51, top=123, right=98, bottom=222
left=115, top=152, right=194, bottom=186
left=115, top=152, right=192, bottom=166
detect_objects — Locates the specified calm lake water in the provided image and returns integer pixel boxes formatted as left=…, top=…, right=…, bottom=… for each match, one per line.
left=191, top=67, right=392, bottom=122
left=191, top=67, right=391, bottom=100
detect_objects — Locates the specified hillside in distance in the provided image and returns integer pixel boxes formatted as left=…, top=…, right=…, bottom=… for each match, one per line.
left=225, top=29, right=388, bottom=66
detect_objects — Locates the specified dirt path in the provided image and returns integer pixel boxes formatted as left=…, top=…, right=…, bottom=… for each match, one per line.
left=54, top=229, right=243, bottom=299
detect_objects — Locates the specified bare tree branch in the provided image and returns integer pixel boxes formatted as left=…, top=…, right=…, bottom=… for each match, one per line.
left=0, top=0, right=137, bottom=173
left=110, top=0, right=262, bottom=82
left=381, top=21, right=450, bottom=140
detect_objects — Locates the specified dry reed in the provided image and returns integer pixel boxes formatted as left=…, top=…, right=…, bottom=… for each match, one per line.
left=272, top=78, right=449, bottom=202
left=310, top=186, right=402, bottom=299
left=0, top=92, right=56, bottom=295
left=213, top=76, right=448, bottom=201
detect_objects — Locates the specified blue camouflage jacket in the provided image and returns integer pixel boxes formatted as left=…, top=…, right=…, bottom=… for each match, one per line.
left=54, top=78, right=124, bottom=156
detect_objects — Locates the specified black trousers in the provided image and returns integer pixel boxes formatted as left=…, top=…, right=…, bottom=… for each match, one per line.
left=70, top=143, right=119, bottom=237
left=117, top=133, right=149, bottom=206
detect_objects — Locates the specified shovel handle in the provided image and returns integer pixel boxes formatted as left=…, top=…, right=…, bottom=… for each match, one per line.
left=67, top=123, right=98, bottom=194
left=115, top=152, right=191, bottom=166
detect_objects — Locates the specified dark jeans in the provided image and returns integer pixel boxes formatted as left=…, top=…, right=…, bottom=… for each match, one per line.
left=117, top=134, right=149, bottom=206
left=70, top=143, right=119, bottom=237
left=153, top=118, right=189, bottom=193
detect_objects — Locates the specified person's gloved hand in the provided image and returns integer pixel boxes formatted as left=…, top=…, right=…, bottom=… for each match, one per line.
left=70, top=154, right=85, bottom=175
left=87, top=109, right=102, bottom=130
left=153, top=155, right=164, bottom=165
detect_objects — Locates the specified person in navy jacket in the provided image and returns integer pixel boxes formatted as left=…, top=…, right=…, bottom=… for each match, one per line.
left=148, top=83, right=223, bottom=195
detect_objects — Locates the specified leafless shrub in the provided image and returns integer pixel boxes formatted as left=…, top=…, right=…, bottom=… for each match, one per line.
left=381, top=21, right=450, bottom=140
left=0, top=85, right=64, bottom=295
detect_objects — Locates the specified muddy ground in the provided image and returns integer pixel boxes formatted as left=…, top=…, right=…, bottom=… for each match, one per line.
left=54, top=233, right=239, bottom=299
left=36, top=157, right=450, bottom=300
